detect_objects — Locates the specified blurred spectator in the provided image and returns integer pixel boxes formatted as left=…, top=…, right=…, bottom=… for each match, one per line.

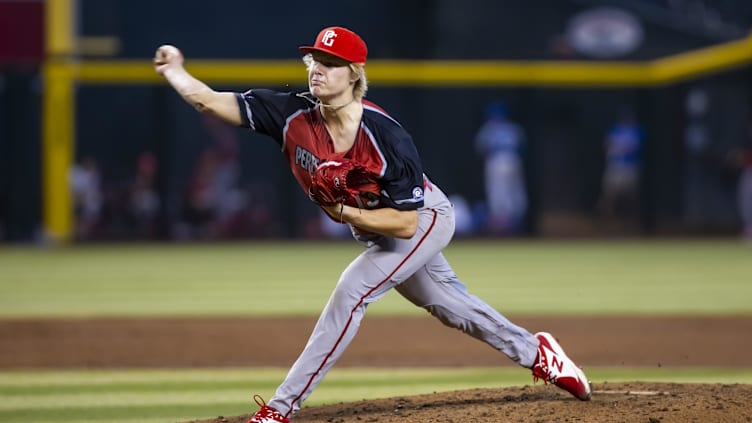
left=127, top=151, right=161, bottom=238
left=681, top=87, right=730, bottom=231
left=728, top=121, right=752, bottom=240
left=179, top=148, right=222, bottom=239
left=474, top=101, right=527, bottom=235
left=683, top=88, right=709, bottom=229
left=736, top=148, right=752, bottom=241
left=738, top=147, right=752, bottom=240
left=176, top=115, right=248, bottom=240
left=0, top=196, right=6, bottom=241
left=244, top=181, right=279, bottom=238
left=598, top=108, right=643, bottom=222
left=69, top=156, right=103, bottom=240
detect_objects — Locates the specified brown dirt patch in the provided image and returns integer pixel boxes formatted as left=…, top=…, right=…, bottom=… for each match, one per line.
left=1, top=315, right=751, bottom=422
left=214, top=383, right=752, bottom=423
left=194, top=383, right=752, bottom=423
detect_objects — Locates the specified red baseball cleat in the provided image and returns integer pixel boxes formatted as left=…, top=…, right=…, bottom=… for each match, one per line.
left=531, top=332, right=592, bottom=401
left=246, top=395, right=290, bottom=423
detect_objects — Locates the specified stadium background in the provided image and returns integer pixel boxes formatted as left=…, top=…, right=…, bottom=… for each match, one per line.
left=2, top=0, right=752, bottom=243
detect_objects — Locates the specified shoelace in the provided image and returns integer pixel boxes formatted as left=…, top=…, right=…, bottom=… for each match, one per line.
left=250, top=395, right=287, bottom=422
left=532, top=355, right=557, bottom=385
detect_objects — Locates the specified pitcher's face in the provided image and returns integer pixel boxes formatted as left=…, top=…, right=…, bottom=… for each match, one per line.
left=308, top=52, right=355, bottom=102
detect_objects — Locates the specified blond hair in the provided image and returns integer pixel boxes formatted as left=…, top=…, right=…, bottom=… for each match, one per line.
left=302, top=54, right=368, bottom=100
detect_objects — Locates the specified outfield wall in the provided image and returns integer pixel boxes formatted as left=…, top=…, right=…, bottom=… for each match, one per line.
left=2, top=0, right=751, bottom=241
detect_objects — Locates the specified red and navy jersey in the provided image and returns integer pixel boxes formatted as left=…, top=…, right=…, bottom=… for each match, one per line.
left=235, top=89, right=425, bottom=210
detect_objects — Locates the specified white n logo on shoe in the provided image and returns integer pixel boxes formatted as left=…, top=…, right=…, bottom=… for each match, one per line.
left=542, top=344, right=576, bottom=378
left=551, top=355, right=565, bottom=373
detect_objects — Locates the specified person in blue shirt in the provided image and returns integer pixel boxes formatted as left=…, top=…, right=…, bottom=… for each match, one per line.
left=599, top=109, right=643, bottom=221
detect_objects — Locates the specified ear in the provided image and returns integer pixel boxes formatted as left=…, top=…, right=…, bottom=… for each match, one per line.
left=349, top=67, right=360, bottom=83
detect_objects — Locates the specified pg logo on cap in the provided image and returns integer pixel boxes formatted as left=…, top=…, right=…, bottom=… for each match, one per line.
left=321, top=30, right=337, bottom=47
left=299, top=26, right=368, bottom=63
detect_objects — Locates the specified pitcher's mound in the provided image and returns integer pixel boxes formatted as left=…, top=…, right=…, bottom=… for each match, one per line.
left=188, top=382, right=752, bottom=423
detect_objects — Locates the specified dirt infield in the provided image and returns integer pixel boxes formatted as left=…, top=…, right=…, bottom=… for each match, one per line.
left=208, top=383, right=752, bottom=423
left=2, top=315, right=751, bottom=422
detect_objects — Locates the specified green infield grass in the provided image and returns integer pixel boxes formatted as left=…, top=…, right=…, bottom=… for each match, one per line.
left=1, top=367, right=751, bottom=423
left=0, top=239, right=750, bottom=317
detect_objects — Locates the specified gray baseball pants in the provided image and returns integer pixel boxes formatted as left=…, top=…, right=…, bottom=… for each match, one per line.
left=268, top=185, right=539, bottom=418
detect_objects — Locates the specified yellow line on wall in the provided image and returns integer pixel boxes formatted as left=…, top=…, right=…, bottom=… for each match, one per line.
left=652, top=32, right=752, bottom=83
left=368, top=60, right=651, bottom=86
left=75, top=59, right=652, bottom=87
left=74, top=33, right=752, bottom=87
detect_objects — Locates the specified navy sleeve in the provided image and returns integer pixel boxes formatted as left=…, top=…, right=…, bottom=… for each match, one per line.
left=235, top=89, right=307, bottom=145
left=370, top=118, right=425, bottom=210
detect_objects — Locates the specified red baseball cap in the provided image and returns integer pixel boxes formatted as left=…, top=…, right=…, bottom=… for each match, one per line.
left=299, top=26, right=368, bottom=63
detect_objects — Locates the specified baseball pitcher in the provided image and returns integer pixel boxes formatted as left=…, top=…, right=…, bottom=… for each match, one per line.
left=154, top=26, right=591, bottom=423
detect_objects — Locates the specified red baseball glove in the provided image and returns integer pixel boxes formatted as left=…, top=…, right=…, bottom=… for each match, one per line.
left=309, top=158, right=381, bottom=209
